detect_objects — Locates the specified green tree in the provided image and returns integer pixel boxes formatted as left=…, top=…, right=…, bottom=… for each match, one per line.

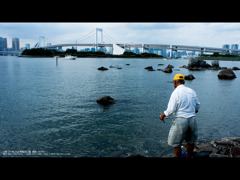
left=213, top=52, right=220, bottom=56
left=65, top=49, right=77, bottom=54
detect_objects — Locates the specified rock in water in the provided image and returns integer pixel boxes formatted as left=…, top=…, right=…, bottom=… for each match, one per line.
left=162, top=66, right=173, bottom=73
left=211, top=60, right=219, bottom=68
left=166, top=64, right=174, bottom=68
left=144, top=66, right=154, bottom=71
left=98, top=66, right=108, bottom=71
left=187, top=57, right=211, bottom=70
left=185, top=74, right=195, bottom=80
left=96, top=95, right=115, bottom=106
left=217, top=68, right=237, bottom=79
left=144, top=66, right=156, bottom=71
left=232, top=66, right=240, bottom=70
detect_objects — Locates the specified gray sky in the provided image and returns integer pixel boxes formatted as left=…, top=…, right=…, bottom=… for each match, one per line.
left=1, top=23, right=240, bottom=49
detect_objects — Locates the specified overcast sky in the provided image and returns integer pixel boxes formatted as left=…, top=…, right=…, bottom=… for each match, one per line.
left=1, top=23, right=240, bottom=49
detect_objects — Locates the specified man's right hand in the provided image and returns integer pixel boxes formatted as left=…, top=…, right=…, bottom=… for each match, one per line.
left=159, top=113, right=166, bottom=123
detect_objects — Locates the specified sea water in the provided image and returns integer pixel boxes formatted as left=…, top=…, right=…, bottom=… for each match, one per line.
left=0, top=56, right=240, bottom=157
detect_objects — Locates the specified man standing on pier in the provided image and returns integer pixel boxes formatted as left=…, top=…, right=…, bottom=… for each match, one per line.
left=159, top=74, right=200, bottom=158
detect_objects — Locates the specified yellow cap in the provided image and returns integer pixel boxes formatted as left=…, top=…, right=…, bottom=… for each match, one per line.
left=173, top=74, right=185, bottom=81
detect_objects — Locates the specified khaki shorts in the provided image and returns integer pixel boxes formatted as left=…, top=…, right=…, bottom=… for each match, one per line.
left=168, top=117, right=198, bottom=147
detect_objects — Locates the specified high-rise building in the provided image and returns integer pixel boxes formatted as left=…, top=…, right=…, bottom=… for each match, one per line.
left=222, top=44, right=230, bottom=49
left=0, top=37, right=8, bottom=51
left=133, top=48, right=140, bottom=54
left=25, top=44, right=30, bottom=49
left=160, top=49, right=167, bottom=57
left=91, top=47, right=95, bottom=52
left=231, top=44, right=238, bottom=50
left=12, top=38, right=20, bottom=51
left=222, top=44, right=230, bottom=54
left=231, top=44, right=239, bottom=55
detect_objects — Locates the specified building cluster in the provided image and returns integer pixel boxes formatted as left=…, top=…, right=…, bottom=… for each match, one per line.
left=67, top=46, right=113, bottom=54
left=124, top=48, right=197, bottom=58
left=0, top=37, right=30, bottom=52
left=222, top=44, right=239, bottom=55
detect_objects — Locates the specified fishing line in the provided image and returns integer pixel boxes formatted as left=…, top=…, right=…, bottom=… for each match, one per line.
left=152, top=90, right=167, bottom=123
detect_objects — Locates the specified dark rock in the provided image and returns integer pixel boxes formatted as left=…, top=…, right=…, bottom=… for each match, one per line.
left=188, top=57, right=207, bottom=67
left=192, top=137, right=240, bottom=158
left=217, top=68, right=237, bottom=79
left=144, top=66, right=155, bottom=71
left=194, top=151, right=211, bottom=158
left=109, top=65, right=115, bottom=68
left=125, top=64, right=130, bottom=66
left=180, top=65, right=188, bottom=68
left=162, top=67, right=173, bottom=73
left=232, top=66, right=240, bottom=70
left=221, top=67, right=228, bottom=69
left=117, top=67, right=122, bottom=69
left=209, top=153, right=229, bottom=158
left=162, top=65, right=173, bottom=73
left=158, top=64, right=164, bottom=66
left=208, top=67, right=221, bottom=70
left=194, top=142, right=219, bottom=154
left=145, top=66, right=153, bottom=70
left=163, top=137, right=240, bottom=158
left=232, top=138, right=240, bottom=145
left=230, top=146, right=240, bottom=157
left=98, top=66, right=108, bottom=71
left=96, top=95, right=115, bottom=106
left=214, top=140, right=235, bottom=146
left=181, top=58, right=224, bottom=71
left=211, top=60, right=219, bottom=68
left=166, top=64, right=174, bottom=68
left=188, top=67, right=203, bottom=71
left=187, top=57, right=212, bottom=70
left=185, top=74, right=195, bottom=80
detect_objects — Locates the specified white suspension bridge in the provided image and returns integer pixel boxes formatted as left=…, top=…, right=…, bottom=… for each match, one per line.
left=36, top=28, right=240, bottom=58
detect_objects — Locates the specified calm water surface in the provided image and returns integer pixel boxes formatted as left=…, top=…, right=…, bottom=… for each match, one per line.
left=0, top=56, right=240, bottom=157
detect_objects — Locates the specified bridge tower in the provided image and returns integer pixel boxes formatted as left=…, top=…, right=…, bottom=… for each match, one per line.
left=39, top=36, right=45, bottom=48
left=96, top=28, right=103, bottom=51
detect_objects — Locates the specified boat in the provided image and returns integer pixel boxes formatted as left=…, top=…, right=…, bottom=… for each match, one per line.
left=64, top=55, right=77, bottom=60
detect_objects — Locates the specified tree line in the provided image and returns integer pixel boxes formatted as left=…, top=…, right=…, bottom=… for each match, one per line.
left=21, top=48, right=164, bottom=58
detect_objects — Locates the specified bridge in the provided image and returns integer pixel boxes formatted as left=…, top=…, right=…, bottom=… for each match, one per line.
left=1, top=27, right=238, bottom=57
left=31, top=28, right=240, bottom=57
left=40, top=43, right=240, bottom=57
left=170, top=45, right=240, bottom=58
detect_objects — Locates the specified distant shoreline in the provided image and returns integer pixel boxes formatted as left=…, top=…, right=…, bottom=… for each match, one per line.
left=197, top=56, right=240, bottom=61
left=18, top=55, right=53, bottom=58
left=18, top=55, right=164, bottom=59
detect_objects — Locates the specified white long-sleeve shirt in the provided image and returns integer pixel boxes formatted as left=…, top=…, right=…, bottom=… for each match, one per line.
left=164, top=84, right=200, bottom=118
